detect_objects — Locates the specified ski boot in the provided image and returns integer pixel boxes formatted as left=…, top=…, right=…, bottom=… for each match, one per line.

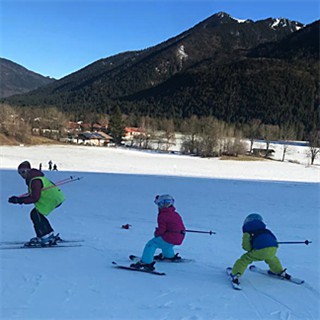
left=24, top=232, right=56, bottom=247
left=130, top=261, right=156, bottom=271
left=41, top=232, right=56, bottom=245
left=278, top=268, right=292, bottom=280
left=230, top=272, right=241, bottom=285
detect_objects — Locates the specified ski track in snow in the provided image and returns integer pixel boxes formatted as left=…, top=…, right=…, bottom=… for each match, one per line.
left=248, top=279, right=295, bottom=320
left=246, top=276, right=320, bottom=320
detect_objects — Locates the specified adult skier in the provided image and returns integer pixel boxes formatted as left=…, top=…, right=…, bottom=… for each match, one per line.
left=8, top=161, right=65, bottom=245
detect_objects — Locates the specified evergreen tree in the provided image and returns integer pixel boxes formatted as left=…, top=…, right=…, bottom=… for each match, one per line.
left=108, top=106, right=125, bottom=145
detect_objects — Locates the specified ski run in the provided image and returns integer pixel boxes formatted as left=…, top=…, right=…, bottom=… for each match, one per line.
left=1, top=145, right=319, bottom=319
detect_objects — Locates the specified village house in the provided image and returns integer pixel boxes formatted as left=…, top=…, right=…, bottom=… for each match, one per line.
left=124, top=127, right=146, bottom=140
left=75, top=132, right=112, bottom=146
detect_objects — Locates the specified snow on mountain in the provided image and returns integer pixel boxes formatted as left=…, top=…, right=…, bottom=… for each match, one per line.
left=270, top=18, right=304, bottom=31
left=1, top=145, right=319, bottom=320
left=214, top=12, right=304, bottom=31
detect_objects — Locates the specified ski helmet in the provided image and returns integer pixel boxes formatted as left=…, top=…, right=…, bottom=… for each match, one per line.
left=154, top=194, right=174, bottom=209
left=243, top=213, right=263, bottom=225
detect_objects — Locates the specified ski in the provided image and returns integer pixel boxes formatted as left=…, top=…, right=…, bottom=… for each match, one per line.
left=129, top=254, right=193, bottom=263
left=0, top=243, right=82, bottom=250
left=249, top=265, right=304, bottom=285
left=226, top=267, right=242, bottom=290
left=0, top=234, right=84, bottom=246
left=112, top=261, right=166, bottom=276
left=0, top=239, right=83, bottom=246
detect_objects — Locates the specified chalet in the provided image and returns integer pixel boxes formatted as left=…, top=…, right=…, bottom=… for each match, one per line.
left=76, top=132, right=112, bottom=146
left=124, top=127, right=146, bottom=139
left=67, top=121, right=108, bottom=134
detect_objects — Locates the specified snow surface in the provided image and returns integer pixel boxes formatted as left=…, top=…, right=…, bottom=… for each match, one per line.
left=0, top=145, right=319, bottom=320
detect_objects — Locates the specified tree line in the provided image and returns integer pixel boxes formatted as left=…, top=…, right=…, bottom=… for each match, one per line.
left=0, top=103, right=319, bottom=164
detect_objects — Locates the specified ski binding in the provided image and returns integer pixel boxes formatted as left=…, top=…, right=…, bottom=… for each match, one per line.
left=129, top=254, right=193, bottom=263
left=249, top=265, right=304, bottom=284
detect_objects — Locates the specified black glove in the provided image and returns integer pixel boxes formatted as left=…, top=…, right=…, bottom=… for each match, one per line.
left=8, top=196, right=24, bottom=204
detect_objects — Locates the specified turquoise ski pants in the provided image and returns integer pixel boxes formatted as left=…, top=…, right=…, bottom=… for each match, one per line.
left=141, top=236, right=175, bottom=264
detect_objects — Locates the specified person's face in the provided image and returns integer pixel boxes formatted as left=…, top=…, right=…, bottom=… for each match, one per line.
left=18, top=168, right=30, bottom=179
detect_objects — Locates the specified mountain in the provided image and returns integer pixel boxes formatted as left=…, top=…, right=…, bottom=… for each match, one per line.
left=0, top=58, right=56, bottom=98
left=3, top=13, right=319, bottom=134
left=249, top=20, right=319, bottom=60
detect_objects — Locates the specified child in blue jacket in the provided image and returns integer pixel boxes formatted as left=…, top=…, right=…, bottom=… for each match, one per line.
left=230, top=213, right=290, bottom=285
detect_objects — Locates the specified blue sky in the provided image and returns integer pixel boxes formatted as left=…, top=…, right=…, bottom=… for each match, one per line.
left=1, top=0, right=319, bottom=79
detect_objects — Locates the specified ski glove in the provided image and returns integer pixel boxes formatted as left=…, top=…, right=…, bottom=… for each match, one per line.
left=8, top=196, right=24, bottom=204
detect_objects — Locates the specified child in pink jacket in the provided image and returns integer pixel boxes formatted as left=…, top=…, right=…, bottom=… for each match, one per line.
left=131, top=194, right=186, bottom=271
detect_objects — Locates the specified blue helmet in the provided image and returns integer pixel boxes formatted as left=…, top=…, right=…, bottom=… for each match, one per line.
left=154, top=194, right=174, bottom=209
left=244, top=213, right=263, bottom=225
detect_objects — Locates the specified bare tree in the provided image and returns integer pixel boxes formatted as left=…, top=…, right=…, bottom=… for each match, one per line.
left=0, top=104, right=31, bottom=143
left=279, top=124, right=296, bottom=162
left=197, top=117, right=219, bottom=157
left=180, top=116, right=201, bottom=155
left=245, top=119, right=261, bottom=153
left=260, top=124, right=280, bottom=158
left=161, top=118, right=175, bottom=151
left=308, top=130, right=320, bottom=165
left=138, top=116, right=156, bottom=149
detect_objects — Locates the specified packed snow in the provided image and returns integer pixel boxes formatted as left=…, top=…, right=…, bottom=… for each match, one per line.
left=0, top=145, right=319, bottom=320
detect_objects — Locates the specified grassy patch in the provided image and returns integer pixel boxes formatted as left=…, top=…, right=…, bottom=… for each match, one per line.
left=0, top=133, right=60, bottom=146
left=219, top=154, right=265, bottom=161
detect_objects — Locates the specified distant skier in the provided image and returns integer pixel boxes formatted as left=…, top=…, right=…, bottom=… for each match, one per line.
left=8, top=161, right=65, bottom=245
left=130, top=194, right=186, bottom=271
left=48, top=160, right=52, bottom=171
left=53, top=164, right=58, bottom=171
left=229, top=213, right=291, bottom=286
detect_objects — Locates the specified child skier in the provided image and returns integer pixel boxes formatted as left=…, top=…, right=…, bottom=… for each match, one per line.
left=131, top=194, right=186, bottom=271
left=230, top=213, right=291, bottom=285
left=8, top=161, right=65, bottom=245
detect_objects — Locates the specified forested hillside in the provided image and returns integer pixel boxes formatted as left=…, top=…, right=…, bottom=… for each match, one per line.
left=3, top=14, right=319, bottom=137
left=0, top=58, right=55, bottom=98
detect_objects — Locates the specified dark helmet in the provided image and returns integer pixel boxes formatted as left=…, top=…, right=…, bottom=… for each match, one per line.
left=18, top=161, right=31, bottom=171
left=18, top=161, right=31, bottom=176
left=243, top=213, right=263, bottom=225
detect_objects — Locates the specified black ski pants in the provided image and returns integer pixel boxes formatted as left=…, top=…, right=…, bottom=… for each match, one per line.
left=30, top=208, right=54, bottom=237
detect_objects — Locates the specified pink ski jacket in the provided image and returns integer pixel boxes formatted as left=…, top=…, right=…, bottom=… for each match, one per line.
left=154, top=206, right=186, bottom=245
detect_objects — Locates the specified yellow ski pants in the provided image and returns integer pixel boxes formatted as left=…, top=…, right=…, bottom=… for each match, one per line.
left=232, top=247, right=283, bottom=276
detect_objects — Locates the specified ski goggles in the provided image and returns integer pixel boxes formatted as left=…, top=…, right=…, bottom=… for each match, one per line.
left=18, top=168, right=30, bottom=175
left=154, top=194, right=174, bottom=208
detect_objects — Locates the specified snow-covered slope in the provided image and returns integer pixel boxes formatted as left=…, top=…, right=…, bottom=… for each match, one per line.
left=1, top=145, right=319, bottom=182
left=0, top=145, right=319, bottom=319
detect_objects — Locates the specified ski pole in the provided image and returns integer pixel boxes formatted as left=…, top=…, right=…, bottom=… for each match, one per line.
left=277, top=240, right=312, bottom=245
left=18, top=176, right=83, bottom=197
left=52, top=176, right=83, bottom=188
left=182, top=229, right=216, bottom=235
